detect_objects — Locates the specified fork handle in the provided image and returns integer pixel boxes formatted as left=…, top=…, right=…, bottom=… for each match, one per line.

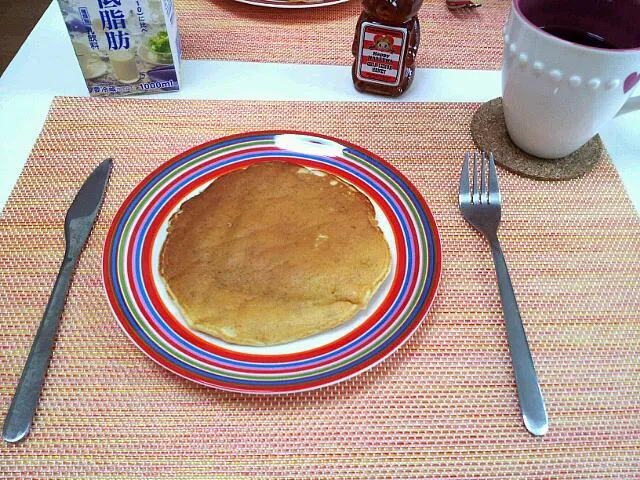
left=489, top=237, right=549, bottom=436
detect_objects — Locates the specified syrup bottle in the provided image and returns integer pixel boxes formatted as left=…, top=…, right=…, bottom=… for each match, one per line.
left=352, top=0, right=423, bottom=97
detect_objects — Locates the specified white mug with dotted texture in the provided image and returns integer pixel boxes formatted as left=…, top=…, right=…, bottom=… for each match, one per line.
left=502, top=0, right=640, bottom=159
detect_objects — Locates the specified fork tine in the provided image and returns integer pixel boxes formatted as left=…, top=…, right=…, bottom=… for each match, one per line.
left=459, top=152, right=470, bottom=206
left=480, top=152, right=486, bottom=204
left=472, top=152, right=479, bottom=204
left=488, top=152, right=501, bottom=204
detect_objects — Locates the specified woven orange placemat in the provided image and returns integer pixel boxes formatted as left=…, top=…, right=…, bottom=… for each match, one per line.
left=1, top=97, right=639, bottom=478
left=176, top=0, right=510, bottom=69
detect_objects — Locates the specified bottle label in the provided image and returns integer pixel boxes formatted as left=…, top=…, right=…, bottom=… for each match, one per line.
left=356, top=22, right=408, bottom=87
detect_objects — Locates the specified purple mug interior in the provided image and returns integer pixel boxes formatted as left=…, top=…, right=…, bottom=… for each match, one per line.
left=515, top=0, right=640, bottom=50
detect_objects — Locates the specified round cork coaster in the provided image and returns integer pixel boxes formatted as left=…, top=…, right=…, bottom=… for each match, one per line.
left=470, top=97, right=603, bottom=180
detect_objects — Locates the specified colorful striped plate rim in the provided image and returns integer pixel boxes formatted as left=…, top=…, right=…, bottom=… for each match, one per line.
left=103, top=131, right=442, bottom=393
left=232, top=0, right=349, bottom=8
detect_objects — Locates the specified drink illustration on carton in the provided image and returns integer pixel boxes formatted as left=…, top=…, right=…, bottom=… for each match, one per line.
left=59, top=0, right=181, bottom=96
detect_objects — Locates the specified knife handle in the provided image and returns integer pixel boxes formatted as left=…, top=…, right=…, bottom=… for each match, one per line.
left=3, top=255, right=76, bottom=443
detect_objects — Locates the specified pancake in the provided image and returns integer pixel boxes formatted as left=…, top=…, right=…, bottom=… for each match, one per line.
left=159, top=161, right=392, bottom=346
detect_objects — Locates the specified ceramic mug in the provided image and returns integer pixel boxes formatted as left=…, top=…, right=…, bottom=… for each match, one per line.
left=502, top=0, right=640, bottom=159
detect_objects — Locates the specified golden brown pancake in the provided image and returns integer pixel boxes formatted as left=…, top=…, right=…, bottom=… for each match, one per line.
left=160, top=161, right=391, bottom=346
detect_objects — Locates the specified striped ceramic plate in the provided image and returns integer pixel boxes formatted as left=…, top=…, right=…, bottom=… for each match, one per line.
left=103, top=132, right=442, bottom=393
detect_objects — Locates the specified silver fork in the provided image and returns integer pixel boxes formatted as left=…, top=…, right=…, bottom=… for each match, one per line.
left=459, top=152, right=548, bottom=436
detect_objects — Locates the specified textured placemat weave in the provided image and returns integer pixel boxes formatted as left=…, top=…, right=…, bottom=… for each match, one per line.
left=1, top=97, right=640, bottom=479
left=175, top=0, right=510, bottom=69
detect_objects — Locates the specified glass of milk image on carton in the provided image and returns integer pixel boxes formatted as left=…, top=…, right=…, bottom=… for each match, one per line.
left=59, top=0, right=182, bottom=96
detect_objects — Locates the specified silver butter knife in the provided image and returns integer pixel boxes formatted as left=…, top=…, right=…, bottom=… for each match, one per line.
left=3, top=158, right=112, bottom=443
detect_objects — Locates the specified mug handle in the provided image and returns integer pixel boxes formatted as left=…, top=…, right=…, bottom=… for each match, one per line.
left=615, top=94, right=640, bottom=117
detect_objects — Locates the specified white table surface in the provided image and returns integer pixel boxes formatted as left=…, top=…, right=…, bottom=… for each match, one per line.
left=1, top=1, right=638, bottom=212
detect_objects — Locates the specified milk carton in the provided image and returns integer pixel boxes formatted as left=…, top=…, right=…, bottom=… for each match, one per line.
left=58, top=0, right=181, bottom=96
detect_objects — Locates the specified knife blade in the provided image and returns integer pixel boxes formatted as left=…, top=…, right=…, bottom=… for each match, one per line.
left=2, top=158, right=113, bottom=443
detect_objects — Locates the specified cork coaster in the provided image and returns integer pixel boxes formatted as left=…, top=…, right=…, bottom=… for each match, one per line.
left=470, top=97, right=603, bottom=180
